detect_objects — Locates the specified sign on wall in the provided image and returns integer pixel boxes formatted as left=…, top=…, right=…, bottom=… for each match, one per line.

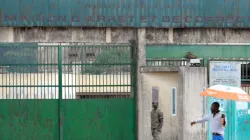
left=152, top=87, right=159, bottom=103
left=209, top=61, right=241, bottom=87
left=1, top=0, right=250, bottom=27
left=209, top=61, right=241, bottom=111
left=209, top=61, right=247, bottom=110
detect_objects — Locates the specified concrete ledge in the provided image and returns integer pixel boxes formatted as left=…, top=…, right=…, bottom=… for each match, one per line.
left=140, top=66, right=180, bottom=73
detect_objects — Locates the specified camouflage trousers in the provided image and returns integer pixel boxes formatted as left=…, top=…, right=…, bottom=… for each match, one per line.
left=152, top=129, right=161, bottom=140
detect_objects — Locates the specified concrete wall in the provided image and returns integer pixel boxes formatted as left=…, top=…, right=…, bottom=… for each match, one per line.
left=140, top=68, right=207, bottom=140
left=142, top=72, right=179, bottom=140
left=1, top=27, right=250, bottom=43
left=174, top=28, right=250, bottom=43
left=178, top=67, right=207, bottom=140
left=137, top=28, right=148, bottom=140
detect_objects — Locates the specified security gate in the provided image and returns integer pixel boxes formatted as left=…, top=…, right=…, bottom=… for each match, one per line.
left=208, top=59, right=250, bottom=140
left=0, top=43, right=137, bottom=140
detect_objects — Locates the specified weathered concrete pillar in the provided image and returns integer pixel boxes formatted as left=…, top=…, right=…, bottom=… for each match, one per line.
left=138, top=28, right=151, bottom=140
left=178, top=67, right=207, bottom=140
left=0, top=27, right=14, bottom=42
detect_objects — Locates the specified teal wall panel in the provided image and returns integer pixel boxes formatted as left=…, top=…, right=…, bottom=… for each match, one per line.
left=1, top=0, right=250, bottom=27
left=207, top=97, right=250, bottom=140
left=146, top=45, right=250, bottom=60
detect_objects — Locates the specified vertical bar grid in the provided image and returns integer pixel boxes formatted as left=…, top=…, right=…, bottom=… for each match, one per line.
left=146, top=58, right=204, bottom=67
left=0, top=43, right=58, bottom=99
left=62, top=45, right=133, bottom=99
left=58, top=45, right=63, bottom=140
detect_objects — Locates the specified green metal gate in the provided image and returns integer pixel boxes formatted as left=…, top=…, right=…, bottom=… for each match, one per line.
left=0, top=43, right=137, bottom=140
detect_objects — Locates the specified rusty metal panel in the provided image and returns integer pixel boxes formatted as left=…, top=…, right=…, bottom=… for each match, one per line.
left=1, top=0, right=250, bottom=27
left=62, top=99, right=135, bottom=140
left=0, top=100, right=59, bottom=140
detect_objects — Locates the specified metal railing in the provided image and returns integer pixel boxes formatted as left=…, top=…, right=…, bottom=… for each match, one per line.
left=146, top=58, right=204, bottom=67
left=146, top=58, right=250, bottom=95
left=240, top=61, right=250, bottom=82
left=241, top=84, right=250, bottom=95
left=0, top=43, right=136, bottom=99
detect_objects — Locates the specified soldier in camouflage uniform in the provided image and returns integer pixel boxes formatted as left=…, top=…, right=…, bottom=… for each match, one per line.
left=151, top=102, right=164, bottom=140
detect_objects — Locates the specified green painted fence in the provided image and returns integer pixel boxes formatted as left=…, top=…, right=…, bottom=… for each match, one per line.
left=0, top=43, right=137, bottom=140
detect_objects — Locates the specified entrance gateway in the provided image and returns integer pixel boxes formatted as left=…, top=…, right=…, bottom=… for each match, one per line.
left=0, top=43, right=137, bottom=140
left=208, top=60, right=250, bottom=140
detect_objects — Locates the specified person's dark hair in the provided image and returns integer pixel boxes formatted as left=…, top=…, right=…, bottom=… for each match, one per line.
left=212, top=102, right=220, bottom=109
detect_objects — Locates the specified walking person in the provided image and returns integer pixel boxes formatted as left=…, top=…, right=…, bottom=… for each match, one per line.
left=151, top=102, right=164, bottom=140
left=191, top=102, right=226, bottom=140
